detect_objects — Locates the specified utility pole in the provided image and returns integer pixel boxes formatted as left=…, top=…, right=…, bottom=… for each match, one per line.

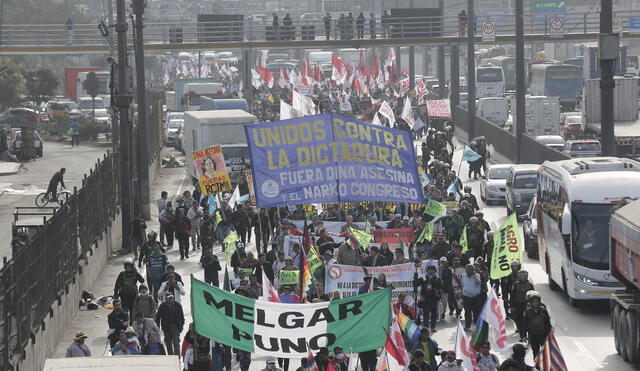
left=450, top=45, right=460, bottom=107
left=467, top=0, right=476, bottom=141
left=132, top=0, right=150, bottom=220
left=437, top=0, right=445, bottom=98
left=515, top=0, right=525, bottom=163
left=115, top=0, right=132, bottom=252
left=600, top=0, right=617, bottom=156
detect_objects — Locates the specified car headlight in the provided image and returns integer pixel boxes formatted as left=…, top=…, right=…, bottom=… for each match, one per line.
left=574, top=273, right=597, bottom=286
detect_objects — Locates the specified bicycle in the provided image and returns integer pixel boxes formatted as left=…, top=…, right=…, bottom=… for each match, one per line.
left=35, top=188, right=71, bottom=207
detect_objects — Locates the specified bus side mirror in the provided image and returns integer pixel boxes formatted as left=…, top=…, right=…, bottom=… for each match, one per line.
left=561, top=204, right=571, bottom=236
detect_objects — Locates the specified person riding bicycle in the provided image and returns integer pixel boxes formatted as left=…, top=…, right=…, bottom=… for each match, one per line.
left=47, top=168, right=66, bottom=200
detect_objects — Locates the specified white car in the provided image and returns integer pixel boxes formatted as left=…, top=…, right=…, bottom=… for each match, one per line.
left=535, top=135, right=565, bottom=152
left=165, top=119, right=183, bottom=146
left=480, top=164, right=510, bottom=205
left=91, top=108, right=111, bottom=128
left=78, top=96, right=105, bottom=114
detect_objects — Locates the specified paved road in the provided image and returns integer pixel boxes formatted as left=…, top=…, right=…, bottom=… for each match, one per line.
left=50, top=141, right=635, bottom=370
left=0, top=140, right=108, bottom=261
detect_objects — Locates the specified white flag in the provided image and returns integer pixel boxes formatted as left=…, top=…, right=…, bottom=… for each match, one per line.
left=401, top=97, right=415, bottom=128
left=292, top=90, right=305, bottom=115
left=347, top=352, right=358, bottom=371
left=251, top=68, right=262, bottom=89
left=455, top=321, right=480, bottom=371
left=482, top=286, right=510, bottom=354
left=371, top=112, right=381, bottom=126
left=280, top=101, right=294, bottom=120
left=378, top=100, right=396, bottom=126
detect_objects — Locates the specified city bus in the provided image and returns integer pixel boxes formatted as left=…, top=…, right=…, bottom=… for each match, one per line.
left=530, top=63, right=582, bottom=111
left=475, top=64, right=505, bottom=98
left=536, top=157, right=640, bottom=305
left=484, top=56, right=530, bottom=91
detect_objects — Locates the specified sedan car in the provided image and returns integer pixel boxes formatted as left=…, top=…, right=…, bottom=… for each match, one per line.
left=520, top=194, right=538, bottom=259
left=480, top=164, right=510, bottom=205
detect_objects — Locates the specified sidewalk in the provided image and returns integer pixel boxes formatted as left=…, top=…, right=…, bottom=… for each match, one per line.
left=0, top=162, right=21, bottom=175
left=50, top=163, right=273, bottom=369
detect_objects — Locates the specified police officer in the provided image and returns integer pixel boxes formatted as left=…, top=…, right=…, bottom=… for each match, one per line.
left=509, top=270, right=534, bottom=340
left=500, top=259, right=521, bottom=317
left=523, top=291, right=552, bottom=358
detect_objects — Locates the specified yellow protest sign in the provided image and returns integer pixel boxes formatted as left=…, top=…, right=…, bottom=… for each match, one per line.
left=192, top=145, right=233, bottom=195
left=279, top=270, right=300, bottom=285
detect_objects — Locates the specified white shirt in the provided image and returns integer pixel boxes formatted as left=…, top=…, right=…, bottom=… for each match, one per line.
left=157, top=281, right=186, bottom=303
left=187, top=206, right=203, bottom=227
left=157, top=198, right=167, bottom=215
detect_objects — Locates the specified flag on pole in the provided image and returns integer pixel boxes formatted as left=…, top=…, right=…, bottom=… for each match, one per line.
left=223, top=266, right=231, bottom=292
left=447, top=178, right=460, bottom=201
left=462, top=145, right=482, bottom=162
left=224, top=231, right=240, bottom=263
left=473, top=286, right=509, bottom=354
left=534, top=333, right=568, bottom=371
left=399, top=237, right=410, bottom=260
left=455, top=321, right=480, bottom=371
left=259, top=268, right=281, bottom=302
left=374, top=348, right=390, bottom=371
left=347, top=351, right=358, bottom=371
left=424, top=199, right=447, bottom=218
left=300, top=249, right=315, bottom=301
left=395, top=309, right=421, bottom=346
left=371, top=112, right=381, bottom=126
left=341, top=227, right=373, bottom=250
left=401, top=96, right=415, bottom=128
left=385, top=310, right=411, bottom=366
left=421, top=172, right=432, bottom=187
left=416, top=222, right=434, bottom=243
left=460, top=225, right=468, bottom=252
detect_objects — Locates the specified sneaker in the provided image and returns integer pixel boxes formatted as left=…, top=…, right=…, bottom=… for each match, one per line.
left=180, top=257, right=184, bottom=260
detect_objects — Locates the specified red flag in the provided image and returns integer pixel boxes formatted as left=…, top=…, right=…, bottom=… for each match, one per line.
left=352, top=76, right=361, bottom=93
left=314, top=64, right=321, bottom=82
left=303, top=58, right=312, bottom=77
left=358, top=49, right=367, bottom=77
left=281, top=66, right=289, bottom=81
left=385, top=311, right=411, bottom=366
left=371, top=57, right=379, bottom=79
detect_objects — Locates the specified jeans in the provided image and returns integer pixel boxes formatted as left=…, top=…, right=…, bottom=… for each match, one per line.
left=163, top=224, right=174, bottom=246
left=164, top=323, right=181, bottom=355
left=131, top=236, right=143, bottom=257
left=159, top=221, right=167, bottom=245
left=71, top=134, right=79, bottom=146
left=191, top=224, right=200, bottom=248
left=422, top=297, right=439, bottom=330
left=439, top=291, right=449, bottom=317
left=255, top=227, right=270, bottom=253
left=463, top=294, right=482, bottom=329
left=149, top=276, right=162, bottom=302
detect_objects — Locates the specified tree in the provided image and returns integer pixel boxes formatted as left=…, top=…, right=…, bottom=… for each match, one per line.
left=24, top=68, right=59, bottom=105
left=0, top=58, right=25, bottom=111
left=83, top=72, right=100, bottom=115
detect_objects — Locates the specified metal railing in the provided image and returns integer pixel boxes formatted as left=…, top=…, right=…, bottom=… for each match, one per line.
left=0, top=11, right=636, bottom=48
left=0, top=152, right=119, bottom=368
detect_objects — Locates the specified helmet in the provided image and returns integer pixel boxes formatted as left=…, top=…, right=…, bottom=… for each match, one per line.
left=474, top=211, right=484, bottom=216
left=517, top=270, right=529, bottom=277
left=526, top=290, right=541, bottom=301
left=464, top=185, right=472, bottom=193
left=511, top=259, right=521, bottom=267
left=123, top=258, right=134, bottom=266
left=469, top=216, right=478, bottom=223
left=147, top=230, right=157, bottom=238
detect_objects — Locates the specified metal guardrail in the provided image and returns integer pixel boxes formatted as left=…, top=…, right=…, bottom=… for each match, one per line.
left=0, top=152, right=118, bottom=368
left=0, top=11, right=636, bottom=48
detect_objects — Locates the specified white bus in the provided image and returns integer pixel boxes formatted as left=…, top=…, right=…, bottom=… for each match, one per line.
left=537, top=157, right=640, bottom=305
left=475, top=64, right=505, bottom=98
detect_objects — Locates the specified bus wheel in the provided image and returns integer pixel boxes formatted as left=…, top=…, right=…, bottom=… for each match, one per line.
left=547, top=256, right=559, bottom=291
left=625, top=309, right=639, bottom=362
left=562, top=271, right=579, bottom=307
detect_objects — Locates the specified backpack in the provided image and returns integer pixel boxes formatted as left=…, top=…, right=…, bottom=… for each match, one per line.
left=526, top=308, right=549, bottom=336
left=121, top=273, right=139, bottom=293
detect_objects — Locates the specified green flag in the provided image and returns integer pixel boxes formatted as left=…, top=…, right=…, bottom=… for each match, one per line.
left=416, top=222, right=434, bottom=243
left=349, top=227, right=373, bottom=250
left=364, top=219, right=371, bottom=234
left=460, top=225, right=468, bottom=252
left=424, top=199, right=447, bottom=217
left=307, top=246, right=322, bottom=273
left=490, top=213, right=524, bottom=280
left=223, top=266, right=231, bottom=291
left=224, top=230, right=240, bottom=263
left=213, top=212, right=222, bottom=230
left=190, top=276, right=391, bottom=357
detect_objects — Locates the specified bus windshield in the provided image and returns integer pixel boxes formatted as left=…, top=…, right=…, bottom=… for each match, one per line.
left=477, top=68, right=502, bottom=82
left=571, top=203, right=611, bottom=270
left=546, top=67, right=580, bottom=80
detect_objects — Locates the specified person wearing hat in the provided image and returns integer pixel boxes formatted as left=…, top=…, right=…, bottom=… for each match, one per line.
left=66, top=331, right=91, bottom=357
left=132, top=284, right=156, bottom=319
left=261, top=358, right=284, bottom=371
left=466, top=216, right=486, bottom=259
left=157, top=272, right=185, bottom=303
left=509, top=269, right=534, bottom=340
left=437, top=350, right=462, bottom=370
left=386, top=213, right=403, bottom=229
left=111, top=326, right=141, bottom=355
left=114, top=258, right=145, bottom=315
left=278, top=285, right=301, bottom=303
left=358, top=274, right=374, bottom=294
left=500, top=259, right=521, bottom=319
left=410, top=328, right=441, bottom=370
left=414, top=265, right=443, bottom=332
left=156, top=293, right=184, bottom=355
left=523, top=292, right=552, bottom=358
left=402, top=215, right=411, bottom=228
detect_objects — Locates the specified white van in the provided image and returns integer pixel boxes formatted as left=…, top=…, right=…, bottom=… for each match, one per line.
left=477, top=97, right=508, bottom=125
left=475, top=64, right=506, bottom=98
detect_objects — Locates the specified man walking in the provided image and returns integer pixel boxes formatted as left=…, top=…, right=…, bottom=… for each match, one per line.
left=156, top=293, right=184, bottom=355
left=70, top=119, right=80, bottom=146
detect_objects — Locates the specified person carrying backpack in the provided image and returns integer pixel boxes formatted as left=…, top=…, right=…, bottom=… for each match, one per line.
left=114, top=258, right=145, bottom=316
left=523, top=292, right=552, bottom=358
left=509, top=270, right=534, bottom=340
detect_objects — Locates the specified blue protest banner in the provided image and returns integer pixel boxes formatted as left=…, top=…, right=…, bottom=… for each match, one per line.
left=461, top=145, right=482, bottom=162
left=244, top=114, right=424, bottom=208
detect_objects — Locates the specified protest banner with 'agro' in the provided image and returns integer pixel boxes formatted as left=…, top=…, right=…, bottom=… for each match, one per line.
left=324, top=261, right=438, bottom=300
left=490, top=213, right=523, bottom=280
left=191, top=276, right=391, bottom=358
left=245, top=114, right=423, bottom=208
